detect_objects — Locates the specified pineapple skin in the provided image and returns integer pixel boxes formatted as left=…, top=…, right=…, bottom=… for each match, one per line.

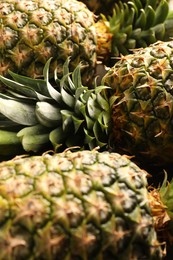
left=103, top=40, right=173, bottom=165
left=0, top=0, right=172, bottom=87
left=0, top=150, right=162, bottom=259
left=0, top=0, right=97, bottom=84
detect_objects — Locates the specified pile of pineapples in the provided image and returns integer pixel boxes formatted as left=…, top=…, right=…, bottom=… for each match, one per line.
left=1, top=0, right=173, bottom=259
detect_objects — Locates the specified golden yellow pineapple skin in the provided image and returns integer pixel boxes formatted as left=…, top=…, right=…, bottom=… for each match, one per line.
left=0, top=0, right=97, bottom=83
left=0, top=150, right=162, bottom=259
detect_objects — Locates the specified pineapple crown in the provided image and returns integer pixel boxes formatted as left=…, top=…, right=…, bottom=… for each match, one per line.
left=149, top=173, right=173, bottom=245
left=0, top=59, right=114, bottom=155
left=99, top=0, right=173, bottom=58
left=159, top=174, right=173, bottom=223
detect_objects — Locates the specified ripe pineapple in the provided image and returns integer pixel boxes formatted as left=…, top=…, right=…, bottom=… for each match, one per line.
left=103, top=40, right=173, bottom=165
left=0, top=0, right=172, bottom=85
left=0, top=150, right=163, bottom=259
left=0, top=0, right=97, bottom=85
left=1, top=39, right=173, bottom=166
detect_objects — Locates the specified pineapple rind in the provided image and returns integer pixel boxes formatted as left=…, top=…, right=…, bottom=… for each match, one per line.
left=0, top=0, right=97, bottom=84
left=0, top=0, right=172, bottom=85
left=103, top=40, right=173, bottom=164
left=0, top=150, right=162, bottom=259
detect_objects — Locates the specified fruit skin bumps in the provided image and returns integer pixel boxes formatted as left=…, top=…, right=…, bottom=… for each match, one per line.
left=0, top=0, right=97, bottom=84
left=0, top=150, right=162, bottom=259
left=103, top=40, right=173, bottom=165
left=0, top=0, right=172, bottom=85
left=2, top=40, right=173, bottom=165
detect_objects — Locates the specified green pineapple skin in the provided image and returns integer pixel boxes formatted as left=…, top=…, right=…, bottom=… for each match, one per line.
left=103, top=40, right=173, bottom=165
left=0, top=0, right=172, bottom=86
left=0, top=0, right=97, bottom=84
left=0, top=150, right=162, bottom=259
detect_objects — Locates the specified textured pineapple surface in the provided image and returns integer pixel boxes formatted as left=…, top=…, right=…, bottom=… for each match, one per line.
left=0, top=0, right=97, bottom=83
left=0, top=0, right=172, bottom=86
left=103, top=40, right=173, bottom=165
left=0, top=150, right=162, bottom=259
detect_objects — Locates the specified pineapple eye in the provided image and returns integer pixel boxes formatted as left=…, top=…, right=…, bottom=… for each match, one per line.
left=3, top=11, right=28, bottom=29
left=30, top=8, right=52, bottom=26
left=164, top=76, right=173, bottom=95
left=15, top=0, right=38, bottom=12
left=1, top=3, right=14, bottom=15
left=0, top=26, right=18, bottom=50
left=150, top=47, right=167, bottom=59
left=131, top=57, right=145, bottom=68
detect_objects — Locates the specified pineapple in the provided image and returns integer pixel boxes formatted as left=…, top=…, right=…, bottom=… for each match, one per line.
left=102, top=40, right=173, bottom=165
left=0, top=149, right=163, bottom=259
left=0, top=0, right=172, bottom=85
left=0, top=0, right=97, bottom=85
left=1, top=39, right=173, bottom=166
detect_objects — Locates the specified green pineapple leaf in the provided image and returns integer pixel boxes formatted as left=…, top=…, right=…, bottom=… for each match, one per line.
left=35, top=102, right=62, bottom=127
left=49, top=127, right=65, bottom=148
left=154, top=0, right=169, bottom=25
left=0, top=98, right=37, bottom=125
left=0, top=130, right=20, bottom=145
